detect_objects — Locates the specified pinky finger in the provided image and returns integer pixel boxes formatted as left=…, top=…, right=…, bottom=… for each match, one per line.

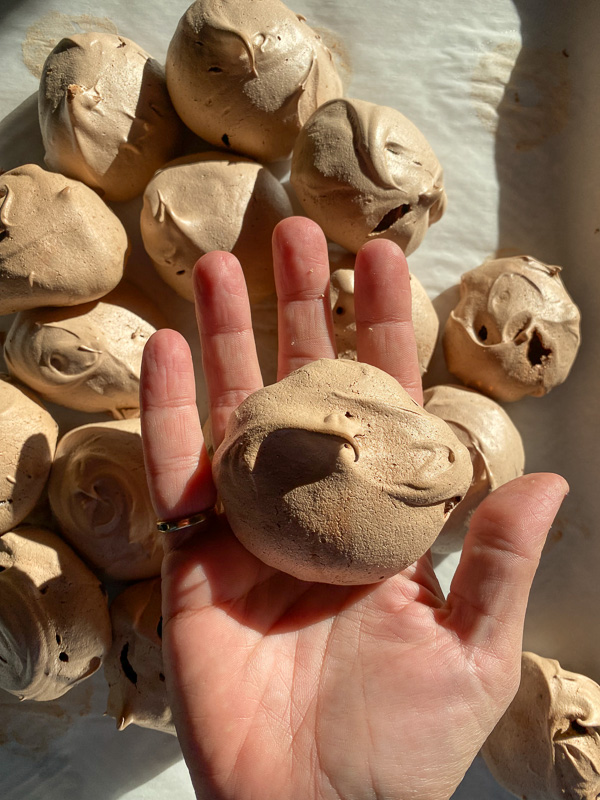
left=140, top=329, right=215, bottom=521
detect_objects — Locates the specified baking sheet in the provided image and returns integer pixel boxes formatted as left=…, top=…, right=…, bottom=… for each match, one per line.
left=1, top=0, right=599, bottom=797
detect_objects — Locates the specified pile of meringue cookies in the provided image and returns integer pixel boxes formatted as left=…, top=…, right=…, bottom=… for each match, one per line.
left=0, top=0, right=597, bottom=797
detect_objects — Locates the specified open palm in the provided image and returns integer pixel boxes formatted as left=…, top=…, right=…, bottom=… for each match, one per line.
left=140, top=217, right=566, bottom=800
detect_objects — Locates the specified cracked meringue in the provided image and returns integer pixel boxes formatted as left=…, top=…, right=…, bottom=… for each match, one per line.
left=443, top=256, right=581, bottom=401
left=4, top=283, right=165, bottom=419
left=482, top=652, right=600, bottom=800
left=0, top=526, right=112, bottom=701
left=48, top=418, right=162, bottom=581
left=0, top=376, right=58, bottom=535
left=0, top=164, right=128, bottom=314
left=104, top=578, right=175, bottom=736
left=140, top=152, right=292, bottom=302
left=213, top=358, right=472, bottom=584
left=39, top=32, right=183, bottom=201
left=329, top=266, right=439, bottom=374
left=423, top=384, right=525, bottom=553
left=291, top=97, right=447, bottom=255
left=165, top=0, right=343, bottom=162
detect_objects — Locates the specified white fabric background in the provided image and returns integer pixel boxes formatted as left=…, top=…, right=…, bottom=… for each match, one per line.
left=1, top=1, right=599, bottom=797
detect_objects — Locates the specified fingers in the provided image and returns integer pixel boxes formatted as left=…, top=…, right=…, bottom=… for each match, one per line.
left=354, top=239, right=423, bottom=405
left=194, top=251, right=263, bottom=450
left=272, top=217, right=337, bottom=380
left=140, top=329, right=215, bottom=520
left=443, top=473, right=568, bottom=656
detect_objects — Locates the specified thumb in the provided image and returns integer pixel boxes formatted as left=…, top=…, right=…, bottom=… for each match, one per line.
left=444, top=473, right=568, bottom=655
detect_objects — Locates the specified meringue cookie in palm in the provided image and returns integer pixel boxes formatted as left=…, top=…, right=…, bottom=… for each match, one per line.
left=166, top=0, right=343, bottom=162
left=423, top=384, right=525, bottom=553
left=443, top=256, right=581, bottom=401
left=0, top=526, right=112, bottom=701
left=0, top=376, right=58, bottom=535
left=4, top=283, right=166, bottom=419
left=39, top=33, right=183, bottom=202
left=482, top=652, right=600, bottom=800
left=329, top=266, right=439, bottom=374
left=141, top=152, right=292, bottom=302
left=291, top=98, right=447, bottom=255
left=0, top=164, right=128, bottom=314
left=213, top=358, right=472, bottom=584
left=48, top=418, right=162, bottom=581
left=104, top=578, right=175, bottom=736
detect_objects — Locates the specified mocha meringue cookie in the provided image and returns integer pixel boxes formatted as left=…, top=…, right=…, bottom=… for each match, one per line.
left=141, top=152, right=292, bottom=302
left=104, top=578, right=174, bottom=735
left=0, top=526, right=112, bottom=701
left=443, top=256, right=581, bottom=401
left=482, top=652, right=600, bottom=800
left=0, top=376, right=58, bottom=535
left=166, top=0, right=342, bottom=162
left=423, top=384, right=525, bottom=553
left=48, top=418, right=162, bottom=581
left=213, top=358, right=472, bottom=584
left=0, top=164, right=128, bottom=314
left=329, top=267, right=439, bottom=374
left=4, top=283, right=166, bottom=418
left=291, top=98, right=447, bottom=255
left=39, top=33, right=183, bottom=202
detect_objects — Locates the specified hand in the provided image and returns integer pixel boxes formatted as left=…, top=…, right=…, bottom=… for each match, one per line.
left=140, top=216, right=567, bottom=800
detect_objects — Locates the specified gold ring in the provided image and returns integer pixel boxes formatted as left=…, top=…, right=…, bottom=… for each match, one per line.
left=156, top=507, right=216, bottom=534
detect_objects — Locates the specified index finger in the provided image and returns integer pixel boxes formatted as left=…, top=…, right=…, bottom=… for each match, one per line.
left=354, top=238, right=423, bottom=405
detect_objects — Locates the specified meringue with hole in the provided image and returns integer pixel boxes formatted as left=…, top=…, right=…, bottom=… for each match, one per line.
left=0, top=376, right=58, bottom=535
left=213, top=358, right=472, bottom=584
left=104, top=578, right=175, bottom=735
left=48, top=418, right=162, bottom=581
left=291, top=97, right=446, bottom=255
left=443, top=256, right=581, bottom=401
left=0, top=164, right=128, bottom=314
left=141, top=152, right=292, bottom=302
left=4, top=283, right=166, bottom=419
left=329, top=266, right=439, bottom=374
left=482, top=652, right=600, bottom=800
left=0, top=526, right=112, bottom=701
left=165, top=0, right=343, bottom=162
left=39, top=32, right=183, bottom=201
left=423, top=384, right=525, bottom=553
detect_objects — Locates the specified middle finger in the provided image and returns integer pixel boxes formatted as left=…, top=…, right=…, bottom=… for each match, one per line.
left=272, top=216, right=337, bottom=380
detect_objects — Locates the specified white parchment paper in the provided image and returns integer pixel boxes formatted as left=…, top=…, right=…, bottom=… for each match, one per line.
left=1, top=1, right=599, bottom=798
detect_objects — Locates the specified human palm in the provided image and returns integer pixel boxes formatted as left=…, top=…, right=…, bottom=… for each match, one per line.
left=140, top=217, right=567, bottom=800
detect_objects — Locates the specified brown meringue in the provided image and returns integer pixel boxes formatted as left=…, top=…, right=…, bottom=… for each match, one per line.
left=48, top=418, right=162, bottom=581
left=4, top=283, right=165, bottom=418
left=104, top=578, right=175, bottom=736
left=39, top=33, right=183, bottom=202
left=482, top=652, right=600, bottom=800
left=423, top=384, right=525, bottom=553
left=0, top=376, right=58, bottom=535
left=141, top=152, right=292, bottom=302
left=443, top=256, right=581, bottom=401
left=291, top=97, right=447, bottom=255
left=329, top=266, right=439, bottom=374
left=0, top=526, right=112, bottom=701
left=0, top=164, right=128, bottom=314
left=213, top=358, right=472, bottom=584
left=166, top=0, right=342, bottom=162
